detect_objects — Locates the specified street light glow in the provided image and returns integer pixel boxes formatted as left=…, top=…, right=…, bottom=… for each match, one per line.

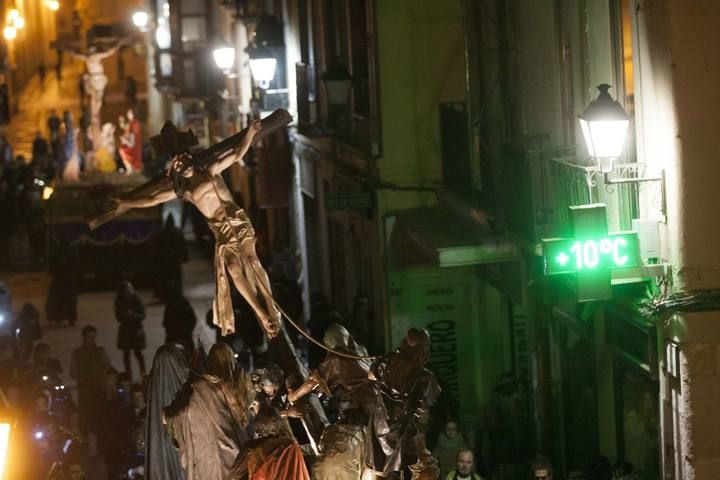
left=132, top=10, right=149, bottom=30
left=12, top=16, right=24, bottom=29
left=48, top=0, right=60, bottom=11
left=3, top=26, right=17, bottom=41
left=213, top=46, right=235, bottom=72
left=248, top=57, right=277, bottom=89
left=7, top=9, right=19, bottom=22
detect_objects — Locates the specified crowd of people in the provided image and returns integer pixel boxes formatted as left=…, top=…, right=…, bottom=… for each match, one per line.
left=0, top=305, right=145, bottom=480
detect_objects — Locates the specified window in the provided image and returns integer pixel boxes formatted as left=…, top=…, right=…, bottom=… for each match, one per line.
left=181, top=17, right=207, bottom=48
left=180, top=0, right=205, bottom=15
left=320, top=0, right=378, bottom=154
left=183, top=58, right=197, bottom=91
left=611, top=0, right=640, bottom=229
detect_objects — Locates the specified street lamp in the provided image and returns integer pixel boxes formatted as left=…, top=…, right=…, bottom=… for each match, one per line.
left=246, top=15, right=284, bottom=89
left=321, top=58, right=352, bottom=107
left=213, top=45, right=236, bottom=73
left=47, top=0, right=60, bottom=11
left=247, top=45, right=276, bottom=89
left=578, top=83, right=666, bottom=217
left=578, top=84, right=630, bottom=174
left=132, top=10, right=149, bottom=32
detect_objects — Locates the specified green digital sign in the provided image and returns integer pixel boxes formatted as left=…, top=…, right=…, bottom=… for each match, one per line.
left=543, top=233, right=640, bottom=275
left=541, top=204, right=643, bottom=301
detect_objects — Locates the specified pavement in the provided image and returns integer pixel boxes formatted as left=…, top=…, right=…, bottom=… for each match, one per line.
left=4, top=63, right=84, bottom=160
left=4, top=59, right=147, bottom=160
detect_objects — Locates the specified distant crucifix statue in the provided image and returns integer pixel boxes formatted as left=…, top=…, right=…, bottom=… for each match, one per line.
left=60, top=40, right=127, bottom=158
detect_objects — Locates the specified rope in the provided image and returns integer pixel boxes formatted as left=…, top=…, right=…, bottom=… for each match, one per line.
left=208, top=171, right=377, bottom=362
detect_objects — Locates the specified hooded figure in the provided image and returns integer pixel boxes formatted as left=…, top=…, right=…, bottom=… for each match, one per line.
left=145, top=342, right=191, bottom=480
left=165, top=342, right=253, bottom=480
left=366, top=328, right=441, bottom=480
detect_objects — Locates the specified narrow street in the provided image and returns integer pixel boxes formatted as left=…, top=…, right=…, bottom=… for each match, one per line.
left=4, top=63, right=83, bottom=159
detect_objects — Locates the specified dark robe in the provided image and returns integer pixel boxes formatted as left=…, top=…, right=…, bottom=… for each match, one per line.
left=145, top=343, right=190, bottom=480
left=115, top=291, right=146, bottom=350
left=165, top=343, right=252, bottom=480
left=163, top=293, right=197, bottom=346
left=366, top=350, right=441, bottom=478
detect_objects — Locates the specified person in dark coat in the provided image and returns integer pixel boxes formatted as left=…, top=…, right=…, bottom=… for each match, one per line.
left=114, top=281, right=147, bottom=379
left=154, top=216, right=188, bottom=301
left=162, top=283, right=196, bottom=347
left=46, top=241, right=79, bottom=325
left=145, top=342, right=191, bottom=480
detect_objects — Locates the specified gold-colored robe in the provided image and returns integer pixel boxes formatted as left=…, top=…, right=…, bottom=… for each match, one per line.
left=207, top=206, right=256, bottom=336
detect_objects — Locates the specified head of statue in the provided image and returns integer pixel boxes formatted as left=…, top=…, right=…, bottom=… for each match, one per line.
left=399, top=327, right=430, bottom=364
left=171, top=153, right=194, bottom=178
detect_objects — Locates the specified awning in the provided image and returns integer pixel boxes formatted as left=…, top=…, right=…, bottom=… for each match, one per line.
left=387, top=206, right=521, bottom=268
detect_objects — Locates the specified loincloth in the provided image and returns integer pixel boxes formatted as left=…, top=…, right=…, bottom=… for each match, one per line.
left=208, top=208, right=256, bottom=336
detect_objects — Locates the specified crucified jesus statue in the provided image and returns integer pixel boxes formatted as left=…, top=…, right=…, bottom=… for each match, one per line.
left=100, top=119, right=281, bottom=338
left=64, top=41, right=125, bottom=121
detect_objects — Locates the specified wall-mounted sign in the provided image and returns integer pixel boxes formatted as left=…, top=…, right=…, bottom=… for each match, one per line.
left=326, top=191, right=374, bottom=210
left=544, top=234, right=640, bottom=275
left=542, top=204, right=641, bottom=301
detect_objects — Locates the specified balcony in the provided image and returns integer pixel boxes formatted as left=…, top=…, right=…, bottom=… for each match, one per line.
left=502, top=139, right=644, bottom=246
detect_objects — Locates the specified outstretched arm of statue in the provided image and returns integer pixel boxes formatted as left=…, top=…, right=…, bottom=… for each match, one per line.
left=114, top=186, right=177, bottom=210
left=287, top=372, right=331, bottom=404
left=208, top=120, right=262, bottom=176
left=87, top=178, right=176, bottom=230
left=65, top=48, right=87, bottom=62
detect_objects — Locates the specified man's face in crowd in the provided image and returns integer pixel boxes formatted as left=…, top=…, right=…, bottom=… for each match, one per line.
left=445, top=421, right=458, bottom=439
left=132, top=390, right=145, bottom=409
left=534, top=468, right=552, bottom=480
left=82, top=331, right=96, bottom=346
left=68, top=464, right=85, bottom=480
left=457, top=451, right=474, bottom=476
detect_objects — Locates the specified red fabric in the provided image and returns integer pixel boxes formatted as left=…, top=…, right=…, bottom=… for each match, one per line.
left=252, top=441, right=309, bottom=480
left=120, top=119, right=143, bottom=170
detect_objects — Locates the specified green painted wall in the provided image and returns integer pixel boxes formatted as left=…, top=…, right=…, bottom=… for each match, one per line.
left=375, top=0, right=465, bottom=213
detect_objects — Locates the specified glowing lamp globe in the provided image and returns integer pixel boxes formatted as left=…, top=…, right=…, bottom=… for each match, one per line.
left=132, top=10, right=149, bottom=30
left=247, top=45, right=276, bottom=89
left=12, top=15, right=24, bottom=29
left=213, top=46, right=235, bottom=72
left=7, top=9, right=19, bottom=22
left=48, top=0, right=60, bottom=11
left=3, top=25, right=17, bottom=40
left=578, top=84, right=630, bottom=174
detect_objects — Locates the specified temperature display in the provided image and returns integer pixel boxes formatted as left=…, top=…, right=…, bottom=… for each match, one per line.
left=543, top=233, right=640, bottom=275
